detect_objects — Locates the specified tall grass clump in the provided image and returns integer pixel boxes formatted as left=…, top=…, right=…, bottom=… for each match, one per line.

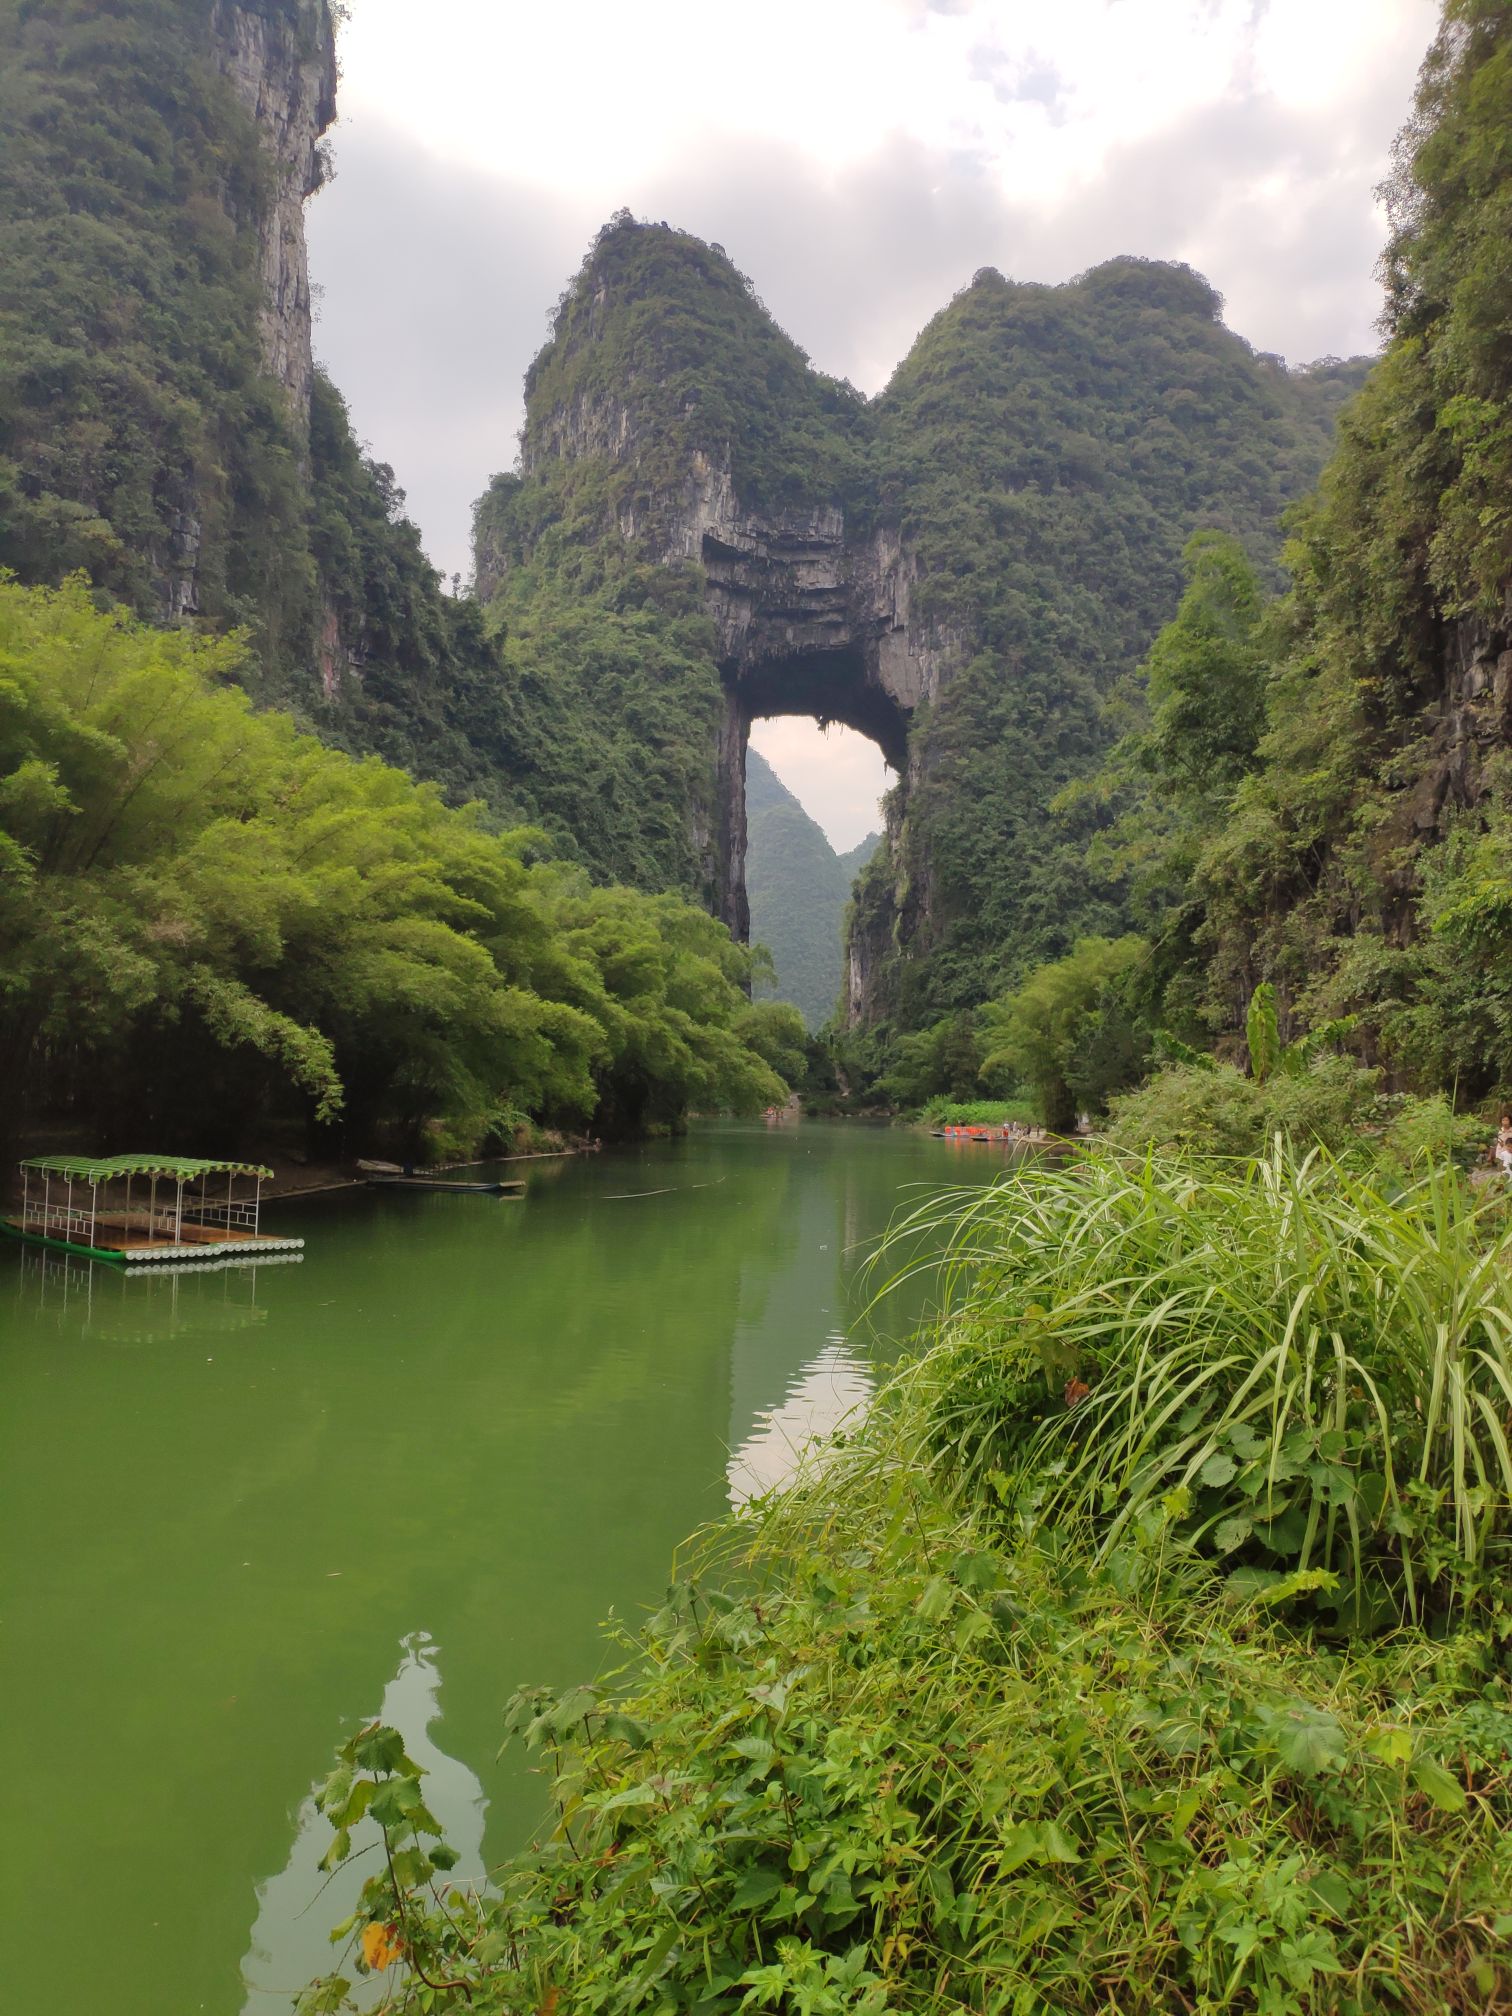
left=878, top=1144, right=1512, bottom=1633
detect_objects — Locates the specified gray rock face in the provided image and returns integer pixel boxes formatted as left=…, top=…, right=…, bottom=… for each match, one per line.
left=210, top=1, right=337, bottom=428
left=518, top=407, right=951, bottom=1005
left=1400, top=594, right=1512, bottom=842
left=686, top=460, right=948, bottom=973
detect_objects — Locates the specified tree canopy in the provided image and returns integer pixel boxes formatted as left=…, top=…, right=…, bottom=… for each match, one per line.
left=0, top=578, right=791, bottom=1157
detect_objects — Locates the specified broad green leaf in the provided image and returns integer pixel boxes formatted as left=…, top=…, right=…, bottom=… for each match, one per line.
left=916, top=1575, right=954, bottom=1621
left=1273, top=1708, right=1347, bottom=1777
left=352, top=1724, right=408, bottom=1776
left=1213, top=1515, right=1252, bottom=1554
left=730, top=1868, right=785, bottom=1910
left=1364, top=1725, right=1413, bottom=1767
left=1410, top=1757, right=1467, bottom=1812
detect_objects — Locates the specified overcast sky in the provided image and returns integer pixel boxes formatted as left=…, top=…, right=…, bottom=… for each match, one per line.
left=306, top=0, right=1439, bottom=849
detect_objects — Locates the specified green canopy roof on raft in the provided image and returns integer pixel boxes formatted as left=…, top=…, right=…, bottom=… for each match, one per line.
left=20, top=1154, right=273, bottom=1184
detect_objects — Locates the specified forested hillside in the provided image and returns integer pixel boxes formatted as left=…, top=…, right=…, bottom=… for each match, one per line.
left=1200, top=0, right=1512, bottom=1093
left=745, top=749, right=878, bottom=1029
left=994, top=0, right=1512, bottom=1135
left=0, top=0, right=504, bottom=798
left=477, top=212, right=1369, bottom=1046
left=864, top=263, right=1372, bottom=1020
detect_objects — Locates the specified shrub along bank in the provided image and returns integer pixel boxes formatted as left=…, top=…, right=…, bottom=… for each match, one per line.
left=298, top=1147, right=1512, bottom=2014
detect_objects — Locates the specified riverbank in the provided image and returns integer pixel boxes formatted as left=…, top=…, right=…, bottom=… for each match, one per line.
left=307, top=1145, right=1512, bottom=2013
left=0, top=1135, right=599, bottom=1212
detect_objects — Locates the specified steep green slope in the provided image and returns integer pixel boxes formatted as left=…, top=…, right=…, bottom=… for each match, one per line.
left=463, top=496, right=727, bottom=899
left=0, top=0, right=317, bottom=647
left=0, top=0, right=503, bottom=777
left=861, top=262, right=1372, bottom=1020
left=1021, top=2, right=1512, bottom=1121
left=494, top=211, right=871, bottom=540
left=1190, top=0, right=1512, bottom=1091
left=746, top=748, right=878, bottom=1029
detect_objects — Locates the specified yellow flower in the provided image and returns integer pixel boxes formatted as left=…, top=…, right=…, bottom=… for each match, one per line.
left=360, top=1921, right=402, bottom=1972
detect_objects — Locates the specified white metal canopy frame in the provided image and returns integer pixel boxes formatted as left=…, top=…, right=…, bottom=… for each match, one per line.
left=10, top=1154, right=304, bottom=1263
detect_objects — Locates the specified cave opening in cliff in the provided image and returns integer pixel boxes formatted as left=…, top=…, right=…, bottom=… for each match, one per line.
left=720, top=647, right=908, bottom=980
left=738, top=650, right=909, bottom=776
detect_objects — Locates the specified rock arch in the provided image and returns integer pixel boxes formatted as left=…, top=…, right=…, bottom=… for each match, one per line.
left=689, top=482, right=954, bottom=947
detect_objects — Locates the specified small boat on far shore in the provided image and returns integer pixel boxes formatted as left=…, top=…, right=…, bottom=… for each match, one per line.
left=361, top=1173, right=525, bottom=1196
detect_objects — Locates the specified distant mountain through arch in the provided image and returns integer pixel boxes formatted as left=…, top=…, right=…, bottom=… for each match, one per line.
left=746, top=749, right=878, bottom=1030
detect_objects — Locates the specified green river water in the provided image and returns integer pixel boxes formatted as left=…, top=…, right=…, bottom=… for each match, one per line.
left=1, top=1119, right=1011, bottom=2015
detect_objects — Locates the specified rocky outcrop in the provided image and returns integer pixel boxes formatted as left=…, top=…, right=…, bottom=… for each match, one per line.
left=1435, top=596, right=1512, bottom=814
left=1384, top=594, right=1512, bottom=875
left=518, top=414, right=957, bottom=999
left=683, top=461, right=955, bottom=980
left=679, top=451, right=961, bottom=743
left=210, top=1, right=337, bottom=426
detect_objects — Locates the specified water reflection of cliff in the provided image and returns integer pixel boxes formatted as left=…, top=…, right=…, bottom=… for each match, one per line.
left=722, top=1122, right=981, bottom=1508
left=241, top=1634, right=486, bottom=2012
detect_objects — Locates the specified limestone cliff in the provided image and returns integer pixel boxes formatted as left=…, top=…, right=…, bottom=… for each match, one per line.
left=210, top=0, right=337, bottom=427
left=480, top=217, right=1362, bottom=1025
left=0, top=0, right=334, bottom=637
left=0, top=0, right=501, bottom=790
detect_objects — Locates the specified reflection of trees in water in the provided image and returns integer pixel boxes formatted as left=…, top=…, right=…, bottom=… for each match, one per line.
left=241, top=1633, right=486, bottom=2013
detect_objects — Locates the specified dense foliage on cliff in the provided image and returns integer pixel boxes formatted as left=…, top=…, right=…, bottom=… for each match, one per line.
left=512, top=211, right=872, bottom=530
left=1193, top=0, right=1512, bottom=1082
left=0, top=580, right=792, bottom=1155
left=469, top=478, right=731, bottom=895
left=858, top=263, right=1369, bottom=1025
left=746, top=748, right=878, bottom=1030
left=0, top=0, right=316, bottom=643
left=484, top=213, right=1367, bottom=1046
left=1000, top=0, right=1512, bottom=1133
left=0, top=0, right=506, bottom=786
left=299, top=1150, right=1512, bottom=2015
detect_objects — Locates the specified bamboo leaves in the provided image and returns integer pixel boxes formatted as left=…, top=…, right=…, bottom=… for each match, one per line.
left=0, top=578, right=792, bottom=1147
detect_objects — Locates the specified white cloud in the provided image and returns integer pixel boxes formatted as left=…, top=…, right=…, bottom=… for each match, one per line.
left=749, top=720, right=891, bottom=853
